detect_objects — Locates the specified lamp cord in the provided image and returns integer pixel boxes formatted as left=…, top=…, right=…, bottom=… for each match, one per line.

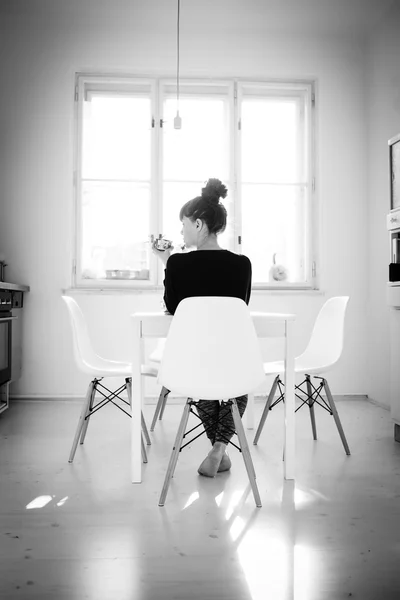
left=176, top=0, right=180, bottom=112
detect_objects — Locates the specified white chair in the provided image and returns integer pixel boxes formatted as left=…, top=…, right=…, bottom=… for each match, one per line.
left=253, top=296, right=351, bottom=455
left=62, top=295, right=157, bottom=464
left=157, top=296, right=265, bottom=507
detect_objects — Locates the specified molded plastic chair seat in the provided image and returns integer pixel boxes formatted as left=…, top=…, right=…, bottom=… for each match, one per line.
left=62, top=295, right=156, bottom=465
left=156, top=296, right=265, bottom=507
left=263, top=357, right=337, bottom=377
left=254, top=296, right=351, bottom=455
left=79, top=355, right=158, bottom=379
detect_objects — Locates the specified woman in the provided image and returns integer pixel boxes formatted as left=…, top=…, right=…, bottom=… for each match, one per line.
left=152, top=178, right=252, bottom=478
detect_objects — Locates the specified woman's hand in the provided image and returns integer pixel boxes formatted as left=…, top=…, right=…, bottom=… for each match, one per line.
left=151, top=242, right=174, bottom=266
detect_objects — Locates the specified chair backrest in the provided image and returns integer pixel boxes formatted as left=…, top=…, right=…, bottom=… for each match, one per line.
left=298, top=296, right=349, bottom=370
left=157, top=296, right=265, bottom=399
left=62, top=295, right=100, bottom=373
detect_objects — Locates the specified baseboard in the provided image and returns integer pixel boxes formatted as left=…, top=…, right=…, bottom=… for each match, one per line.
left=10, top=394, right=91, bottom=402
left=364, top=396, right=390, bottom=411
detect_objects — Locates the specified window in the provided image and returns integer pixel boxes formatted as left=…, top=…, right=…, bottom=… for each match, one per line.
left=74, top=75, right=315, bottom=289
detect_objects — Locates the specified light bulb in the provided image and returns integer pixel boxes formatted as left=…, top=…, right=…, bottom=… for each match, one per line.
left=174, top=111, right=182, bottom=129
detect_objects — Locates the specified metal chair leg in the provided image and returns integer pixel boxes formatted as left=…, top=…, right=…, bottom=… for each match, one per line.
left=231, top=398, right=262, bottom=508
left=159, top=399, right=191, bottom=507
left=306, top=375, right=317, bottom=440
left=253, top=375, right=280, bottom=445
left=69, top=380, right=95, bottom=463
left=79, top=381, right=97, bottom=445
left=159, top=387, right=170, bottom=420
left=323, top=378, right=351, bottom=455
left=150, top=386, right=169, bottom=431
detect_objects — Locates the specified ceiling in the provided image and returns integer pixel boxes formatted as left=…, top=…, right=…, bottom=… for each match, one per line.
left=177, top=0, right=397, bottom=38
left=1, top=0, right=397, bottom=39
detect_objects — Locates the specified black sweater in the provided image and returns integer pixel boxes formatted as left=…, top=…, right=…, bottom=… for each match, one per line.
left=163, top=250, right=252, bottom=315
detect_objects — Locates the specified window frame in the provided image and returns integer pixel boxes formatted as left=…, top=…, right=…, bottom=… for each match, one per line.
left=72, top=73, right=317, bottom=291
left=73, top=74, right=159, bottom=290
left=236, top=80, right=316, bottom=290
left=157, top=79, right=235, bottom=286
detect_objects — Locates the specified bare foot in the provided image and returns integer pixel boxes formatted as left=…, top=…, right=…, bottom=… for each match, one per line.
left=218, top=452, right=232, bottom=472
left=198, top=454, right=221, bottom=477
left=198, top=442, right=227, bottom=477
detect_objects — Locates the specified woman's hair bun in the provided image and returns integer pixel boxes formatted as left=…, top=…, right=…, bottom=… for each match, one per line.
left=201, top=178, right=228, bottom=204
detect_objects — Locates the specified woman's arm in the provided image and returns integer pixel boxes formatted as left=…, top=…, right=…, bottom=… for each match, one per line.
left=163, top=254, right=180, bottom=315
left=152, top=241, right=181, bottom=314
left=244, top=256, right=252, bottom=305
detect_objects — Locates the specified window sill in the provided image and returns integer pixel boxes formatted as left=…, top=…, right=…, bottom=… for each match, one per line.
left=64, top=286, right=324, bottom=296
left=63, top=286, right=162, bottom=294
left=252, top=287, right=325, bottom=296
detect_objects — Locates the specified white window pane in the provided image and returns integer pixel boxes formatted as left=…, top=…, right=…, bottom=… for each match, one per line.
left=80, top=182, right=151, bottom=280
left=241, top=99, right=301, bottom=184
left=74, top=77, right=314, bottom=290
left=82, top=96, right=151, bottom=181
left=163, top=97, right=229, bottom=181
left=241, top=184, right=307, bottom=283
left=162, top=182, right=202, bottom=245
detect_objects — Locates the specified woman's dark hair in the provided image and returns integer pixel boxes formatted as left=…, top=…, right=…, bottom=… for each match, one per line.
left=179, top=178, right=228, bottom=235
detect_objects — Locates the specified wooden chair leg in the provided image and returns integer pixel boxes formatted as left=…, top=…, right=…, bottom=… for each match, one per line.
left=126, top=378, right=151, bottom=450
left=231, top=398, right=262, bottom=508
left=79, top=382, right=97, bottom=445
left=323, top=379, right=351, bottom=455
left=150, top=386, right=169, bottom=431
left=141, top=411, right=151, bottom=445
left=253, top=375, right=280, bottom=445
left=69, top=380, right=95, bottom=463
left=306, top=375, right=317, bottom=440
left=159, top=387, right=170, bottom=420
left=141, top=433, right=148, bottom=463
left=159, top=400, right=191, bottom=507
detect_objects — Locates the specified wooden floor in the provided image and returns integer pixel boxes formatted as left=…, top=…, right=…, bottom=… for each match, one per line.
left=1, top=396, right=400, bottom=600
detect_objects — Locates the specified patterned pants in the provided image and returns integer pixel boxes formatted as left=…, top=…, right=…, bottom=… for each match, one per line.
left=195, top=395, right=248, bottom=445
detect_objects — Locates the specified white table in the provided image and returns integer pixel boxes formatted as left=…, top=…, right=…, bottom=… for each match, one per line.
left=131, top=311, right=296, bottom=483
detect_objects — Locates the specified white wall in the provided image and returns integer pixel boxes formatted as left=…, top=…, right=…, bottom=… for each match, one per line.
left=365, top=2, right=400, bottom=408
left=0, top=0, right=369, bottom=399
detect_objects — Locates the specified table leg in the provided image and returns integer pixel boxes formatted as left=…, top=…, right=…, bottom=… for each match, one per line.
left=283, top=319, right=295, bottom=480
left=246, top=392, right=255, bottom=429
left=131, top=318, right=143, bottom=483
